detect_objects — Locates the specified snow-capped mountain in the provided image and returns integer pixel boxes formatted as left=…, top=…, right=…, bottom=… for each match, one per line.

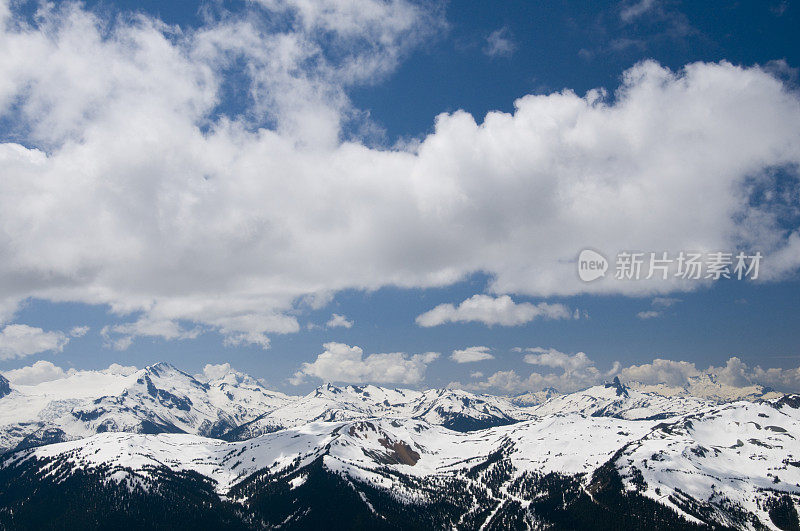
left=629, top=373, right=785, bottom=403
left=0, top=364, right=529, bottom=452
left=2, top=396, right=799, bottom=529
left=614, top=396, right=800, bottom=528
left=510, top=386, right=560, bottom=406
left=223, top=383, right=526, bottom=440
left=0, top=362, right=293, bottom=452
left=529, top=377, right=715, bottom=420
left=0, top=374, right=10, bottom=399
left=1, top=362, right=798, bottom=529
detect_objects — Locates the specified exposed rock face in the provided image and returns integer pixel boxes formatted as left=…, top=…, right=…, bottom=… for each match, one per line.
left=0, top=374, right=10, bottom=399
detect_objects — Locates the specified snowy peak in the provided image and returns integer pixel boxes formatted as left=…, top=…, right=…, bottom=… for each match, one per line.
left=409, top=388, right=524, bottom=430
left=511, top=386, right=560, bottom=406
left=604, top=376, right=629, bottom=397
left=0, top=362, right=296, bottom=452
left=0, top=374, right=10, bottom=399
left=628, top=373, right=784, bottom=403
left=531, top=382, right=712, bottom=420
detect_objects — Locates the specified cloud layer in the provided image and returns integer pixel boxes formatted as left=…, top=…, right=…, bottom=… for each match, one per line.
left=0, top=1, right=798, bottom=349
left=459, top=348, right=800, bottom=394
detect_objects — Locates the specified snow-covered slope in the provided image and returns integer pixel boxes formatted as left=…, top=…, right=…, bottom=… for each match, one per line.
left=408, top=388, right=528, bottom=430
left=223, top=384, right=527, bottom=439
left=629, top=373, right=784, bottom=403
left=530, top=377, right=714, bottom=420
left=1, top=362, right=788, bottom=456
left=0, top=363, right=293, bottom=452
left=0, top=367, right=531, bottom=451
left=2, top=359, right=799, bottom=529
left=4, top=397, right=800, bottom=529
left=614, top=396, right=800, bottom=528
left=0, top=415, right=656, bottom=495
left=510, top=387, right=560, bottom=407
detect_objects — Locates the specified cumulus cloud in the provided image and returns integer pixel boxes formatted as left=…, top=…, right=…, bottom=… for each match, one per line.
left=619, top=358, right=700, bottom=386
left=3, top=360, right=68, bottom=385
left=484, top=27, right=515, bottom=58
left=416, top=295, right=574, bottom=327
left=451, top=346, right=494, bottom=363
left=0, top=1, right=798, bottom=351
left=197, top=362, right=233, bottom=382
left=522, top=347, right=594, bottom=371
left=326, top=313, right=354, bottom=329
left=460, top=347, right=617, bottom=394
left=291, top=342, right=439, bottom=385
left=0, top=324, right=70, bottom=360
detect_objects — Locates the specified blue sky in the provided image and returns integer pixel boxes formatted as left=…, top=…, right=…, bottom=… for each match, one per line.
left=0, top=0, right=799, bottom=394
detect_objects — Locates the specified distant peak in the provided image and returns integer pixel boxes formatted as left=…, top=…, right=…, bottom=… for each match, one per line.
left=0, top=373, right=10, bottom=398
left=316, top=383, right=342, bottom=394
left=147, top=361, right=176, bottom=371
left=605, top=376, right=629, bottom=397
left=143, top=362, right=199, bottom=383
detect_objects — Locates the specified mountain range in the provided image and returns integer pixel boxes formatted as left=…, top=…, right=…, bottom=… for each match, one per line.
left=0, top=362, right=797, bottom=530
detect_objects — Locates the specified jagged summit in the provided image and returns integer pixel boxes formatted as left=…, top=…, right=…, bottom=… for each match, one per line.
left=604, top=376, right=629, bottom=397
left=0, top=374, right=10, bottom=399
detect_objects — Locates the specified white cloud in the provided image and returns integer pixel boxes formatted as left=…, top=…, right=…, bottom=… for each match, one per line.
left=451, top=346, right=494, bottom=363
left=625, top=356, right=800, bottom=393
left=522, top=347, right=594, bottom=371
left=197, top=362, right=233, bottom=381
left=462, top=348, right=616, bottom=394
left=416, top=295, right=574, bottom=327
left=69, top=326, right=90, bottom=337
left=291, top=342, right=439, bottom=385
left=637, top=297, right=681, bottom=319
left=326, top=313, right=354, bottom=329
left=104, top=363, right=138, bottom=376
left=0, top=1, right=797, bottom=348
left=3, top=360, right=68, bottom=384
left=652, top=297, right=680, bottom=308
left=619, top=358, right=700, bottom=386
left=470, top=371, right=483, bottom=378
left=0, top=324, right=70, bottom=360
left=636, top=310, right=661, bottom=320
left=484, top=27, right=515, bottom=58
left=620, top=0, right=658, bottom=22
